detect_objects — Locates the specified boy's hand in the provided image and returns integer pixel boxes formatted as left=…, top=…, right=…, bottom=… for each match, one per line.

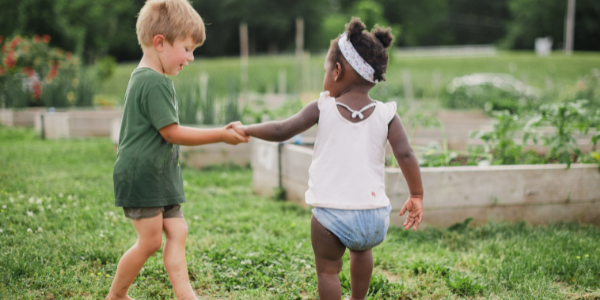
left=225, top=121, right=248, bottom=138
left=399, top=195, right=424, bottom=231
left=222, top=122, right=249, bottom=145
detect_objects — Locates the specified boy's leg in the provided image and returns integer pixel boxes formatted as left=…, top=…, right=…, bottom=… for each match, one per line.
left=348, top=249, right=373, bottom=300
left=311, top=215, right=346, bottom=300
left=106, top=214, right=164, bottom=300
left=162, top=218, right=197, bottom=300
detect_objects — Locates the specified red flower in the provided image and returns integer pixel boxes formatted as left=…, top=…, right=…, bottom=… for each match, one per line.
left=33, top=35, right=40, bottom=43
left=10, top=37, right=20, bottom=49
left=0, top=36, right=3, bottom=44
left=31, top=80, right=42, bottom=99
left=42, top=34, right=51, bottom=43
left=4, top=50, right=16, bottom=69
left=22, top=66, right=35, bottom=78
left=65, top=52, right=72, bottom=60
left=47, top=67, right=58, bottom=81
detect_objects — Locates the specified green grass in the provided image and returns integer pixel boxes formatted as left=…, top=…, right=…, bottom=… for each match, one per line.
left=1, top=126, right=600, bottom=299
left=101, top=51, right=600, bottom=104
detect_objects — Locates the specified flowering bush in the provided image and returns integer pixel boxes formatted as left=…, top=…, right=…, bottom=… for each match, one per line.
left=0, top=35, right=79, bottom=108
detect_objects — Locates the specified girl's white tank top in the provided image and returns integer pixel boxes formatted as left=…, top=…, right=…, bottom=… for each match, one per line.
left=305, top=91, right=397, bottom=210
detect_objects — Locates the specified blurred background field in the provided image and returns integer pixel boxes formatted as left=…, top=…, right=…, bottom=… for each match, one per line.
left=101, top=51, right=600, bottom=103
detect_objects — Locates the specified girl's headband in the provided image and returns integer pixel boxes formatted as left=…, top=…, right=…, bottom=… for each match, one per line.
left=337, top=32, right=378, bottom=83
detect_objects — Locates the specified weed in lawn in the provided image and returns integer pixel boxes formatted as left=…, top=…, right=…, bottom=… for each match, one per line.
left=445, top=272, right=486, bottom=296
left=339, top=272, right=406, bottom=300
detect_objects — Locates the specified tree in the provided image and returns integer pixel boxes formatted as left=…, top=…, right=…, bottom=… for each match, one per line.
left=0, top=0, right=143, bottom=62
left=192, top=0, right=329, bottom=56
left=503, top=0, right=600, bottom=51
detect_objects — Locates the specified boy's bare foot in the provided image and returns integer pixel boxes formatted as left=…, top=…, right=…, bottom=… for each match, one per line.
left=104, top=295, right=135, bottom=300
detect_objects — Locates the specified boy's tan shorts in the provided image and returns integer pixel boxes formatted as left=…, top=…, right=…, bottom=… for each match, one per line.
left=123, top=204, right=184, bottom=220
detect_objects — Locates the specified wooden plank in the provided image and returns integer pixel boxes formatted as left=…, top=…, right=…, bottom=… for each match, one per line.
left=13, top=111, right=38, bottom=127
left=390, top=200, right=600, bottom=228
left=43, top=115, right=70, bottom=138
left=251, top=139, right=280, bottom=173
left=385, top=164, right=600, bottom=209
left=252, top=169, right=278, bottom=198
left=180, top=143, right=251, bottom=168
left=282, top=144, right=312, bottom=183
left=0, top=110, right=13, bottom=126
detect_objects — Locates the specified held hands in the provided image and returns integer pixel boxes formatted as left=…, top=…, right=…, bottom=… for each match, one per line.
left=399, top=195, right=424, bottom=231
left=222, top=121, right=250, bottom=145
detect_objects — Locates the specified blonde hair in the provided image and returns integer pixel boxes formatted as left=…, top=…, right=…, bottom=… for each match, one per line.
left=136, top=0, right=205, bottom=48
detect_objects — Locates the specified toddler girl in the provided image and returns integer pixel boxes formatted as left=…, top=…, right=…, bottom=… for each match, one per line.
left=233, top=18, right=424, bottom=300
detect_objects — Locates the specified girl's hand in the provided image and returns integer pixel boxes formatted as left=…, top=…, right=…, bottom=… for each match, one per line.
left=399, top=196, right=423, bottom=231
left=225, top=121, right=249, bottom=138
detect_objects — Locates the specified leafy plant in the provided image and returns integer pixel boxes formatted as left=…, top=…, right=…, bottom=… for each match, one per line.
left=1, top=74, right=30, bottom=108
left=40, top=71, right=73, bottom=108
left=442, top=84, right=524, bottom=111
left=224, top=80, right=240, bottom=124
left=74, top=67, right=98, bottom=107
left=525, top=100, right=590, bottom=168
left=475, top=110, right=525, bottom=165
left=201, top=88, right=216, bottom=125
left=411, top=260, right=451, bottom=277
left=445, top=273, right=486, bottom=296
left=177, top=82, right=200, bottom=125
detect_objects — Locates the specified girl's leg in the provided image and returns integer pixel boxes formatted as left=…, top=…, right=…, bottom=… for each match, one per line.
left=311, top=215, right=346, bottom=300
left=162, top=218, right=197, bottom=300
left=105, top=214, right=164, bottom=300
left=348, top=249, right=373, bottom=300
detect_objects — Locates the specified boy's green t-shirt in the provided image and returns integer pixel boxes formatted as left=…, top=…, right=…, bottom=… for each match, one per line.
left=113, top=67, right=185, bottom=207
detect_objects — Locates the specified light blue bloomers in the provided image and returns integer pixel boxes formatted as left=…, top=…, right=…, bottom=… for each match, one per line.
left=312, top=204, right=392, bottom=251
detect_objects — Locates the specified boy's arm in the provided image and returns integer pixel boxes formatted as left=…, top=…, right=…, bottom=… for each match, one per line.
left=388, top=114, right=424, bottom=231
left=237, top=100, right=320, bottom=142
left=159, top=123, right=248, bottom=146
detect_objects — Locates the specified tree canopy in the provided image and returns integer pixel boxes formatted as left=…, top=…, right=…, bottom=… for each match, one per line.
left=0, top=0, right=598, bottom=62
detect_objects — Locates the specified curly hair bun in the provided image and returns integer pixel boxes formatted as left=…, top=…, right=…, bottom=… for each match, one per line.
left=371, top=25, right=394, bottom=48
left=346, top=17, right=366, bottom=43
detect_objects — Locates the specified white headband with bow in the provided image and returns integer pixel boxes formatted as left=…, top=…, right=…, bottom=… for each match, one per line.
left=338, top=32, right=378, bottom=83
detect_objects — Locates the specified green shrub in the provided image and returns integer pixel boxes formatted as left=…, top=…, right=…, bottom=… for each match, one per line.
left=74, top=67, right=98, bottom=107
left=94, top=56, right=117, bottom=83
left=0, top=35, right=79, bottom=108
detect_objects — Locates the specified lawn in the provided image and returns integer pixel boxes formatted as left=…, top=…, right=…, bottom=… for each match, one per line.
left=1, top=127, right=600, bottom=299
left=100, top=51, right=600, bottom=104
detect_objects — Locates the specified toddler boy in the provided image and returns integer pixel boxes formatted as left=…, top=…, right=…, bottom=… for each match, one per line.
left=106, top=1, right=248, bottom=299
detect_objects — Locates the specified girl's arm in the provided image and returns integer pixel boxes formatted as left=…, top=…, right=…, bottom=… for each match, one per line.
left=388, top=114, right=424, bottom=231
left=238, top=100, right=320, bottom=142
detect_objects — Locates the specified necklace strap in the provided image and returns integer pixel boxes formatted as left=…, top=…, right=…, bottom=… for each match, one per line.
left=336, top=102, right=376, bottom=119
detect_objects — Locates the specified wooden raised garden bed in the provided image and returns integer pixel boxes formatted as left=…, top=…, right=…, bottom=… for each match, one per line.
left=34, top=110, right=123, bottom=139
left=252, top=139, right=600, bottom=228
left=0, top=108, right=47, bottom=127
